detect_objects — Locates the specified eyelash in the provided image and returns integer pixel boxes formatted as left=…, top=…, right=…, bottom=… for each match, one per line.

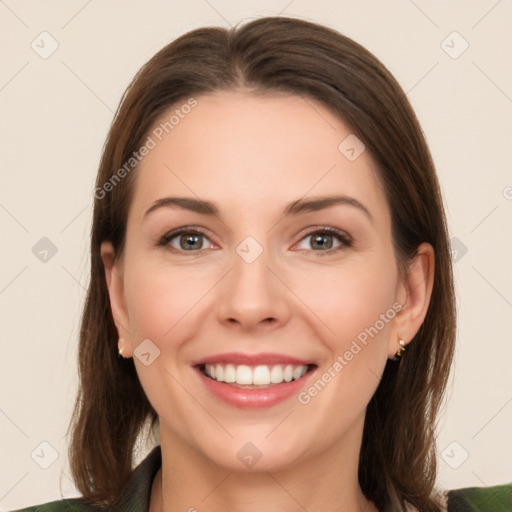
left=158, top=225, right=353, bottom=257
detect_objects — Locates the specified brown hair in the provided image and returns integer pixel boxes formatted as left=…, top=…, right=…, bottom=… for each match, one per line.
left=68, top=16, right=456, bottom=511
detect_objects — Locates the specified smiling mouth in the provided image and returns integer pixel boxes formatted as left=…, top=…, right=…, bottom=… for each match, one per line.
left=197, top=363, right=317, bottom=389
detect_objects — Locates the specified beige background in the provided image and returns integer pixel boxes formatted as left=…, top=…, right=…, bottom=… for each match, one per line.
left=1, top=0, right=511, bottom=509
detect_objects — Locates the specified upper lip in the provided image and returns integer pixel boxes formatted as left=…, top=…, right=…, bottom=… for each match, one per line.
left=192, top=352, right=314, bottom=367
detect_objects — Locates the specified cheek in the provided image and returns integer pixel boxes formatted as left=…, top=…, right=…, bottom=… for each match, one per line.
left=122, top=255, right=219, bottom=343
left=120, top=256, right=216, bottom=423
left=291, top=265, right=396, bottom=426
left=296, top=256, right=397, bottom=342
left=291, top=251, right=398, bottom=408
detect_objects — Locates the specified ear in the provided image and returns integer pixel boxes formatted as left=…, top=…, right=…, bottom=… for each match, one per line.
left=388, top=242, right=435, bottom=359
left=101, top=241, right=133, bottom=357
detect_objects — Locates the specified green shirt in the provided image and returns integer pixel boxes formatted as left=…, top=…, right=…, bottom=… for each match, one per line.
left=9, top=446, right=512, bottom=511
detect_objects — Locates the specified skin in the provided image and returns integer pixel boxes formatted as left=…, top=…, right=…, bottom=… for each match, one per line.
left=101, top=90, right=434, bottom=512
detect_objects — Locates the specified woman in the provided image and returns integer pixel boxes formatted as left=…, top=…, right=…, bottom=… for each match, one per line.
left=11, top=16, right=511, bottom=512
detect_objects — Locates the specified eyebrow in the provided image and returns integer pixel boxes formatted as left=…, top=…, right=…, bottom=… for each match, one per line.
left=144, top=195, right=373, bottom=222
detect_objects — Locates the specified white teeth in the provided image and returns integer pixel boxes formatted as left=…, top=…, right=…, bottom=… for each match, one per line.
left=252, top=365, right=270, bottom=385
left=270, top=365, right=284, bottom=383
left=203, top=363, right=309, bottom=385
left=236, top=365, right=253, bottom=385
left=293, top=366, right=304, bottom=380
left=283, top=364, right=293, bottom=382
left=215, top=364, right=224, bottom=382
left=224, top=364, right=236, bottom=383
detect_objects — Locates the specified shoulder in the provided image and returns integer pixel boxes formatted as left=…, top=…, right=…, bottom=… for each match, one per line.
left=8, top=445, right=162, bottom=512
left=446, top=481, right=512, bottom=511
left=8, top=497, right=103, bottom=512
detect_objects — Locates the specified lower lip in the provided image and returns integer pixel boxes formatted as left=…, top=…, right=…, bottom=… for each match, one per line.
left=194, top=366, right=316, bottom=409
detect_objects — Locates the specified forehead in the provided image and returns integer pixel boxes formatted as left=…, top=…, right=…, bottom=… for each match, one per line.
left=130, top=91, right=388, bottom=222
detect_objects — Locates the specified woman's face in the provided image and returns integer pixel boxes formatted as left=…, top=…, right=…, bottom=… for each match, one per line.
left=103, top=90, right=421, bottom=472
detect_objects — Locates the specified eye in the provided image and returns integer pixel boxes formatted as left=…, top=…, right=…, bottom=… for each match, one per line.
left=159, top=227, right=215, bottom=252
left=159, top=226, right=352, bottom=255
left=294, top=227, right=352, bottom=256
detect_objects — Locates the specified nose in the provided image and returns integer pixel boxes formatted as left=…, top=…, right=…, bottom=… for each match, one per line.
left=215, top=245, right=291, bottom=332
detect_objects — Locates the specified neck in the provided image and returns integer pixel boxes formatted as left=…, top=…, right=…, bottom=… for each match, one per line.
left=149, top=419, right=379, bottom=512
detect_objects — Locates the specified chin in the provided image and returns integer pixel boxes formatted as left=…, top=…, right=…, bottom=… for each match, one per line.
left=194, top=434, right=309, bottom=474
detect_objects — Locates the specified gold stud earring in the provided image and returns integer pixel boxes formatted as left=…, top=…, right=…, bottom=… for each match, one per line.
left=117, top=338, right=126, bottom=360
left=396, top=338, right=406, bottom=358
